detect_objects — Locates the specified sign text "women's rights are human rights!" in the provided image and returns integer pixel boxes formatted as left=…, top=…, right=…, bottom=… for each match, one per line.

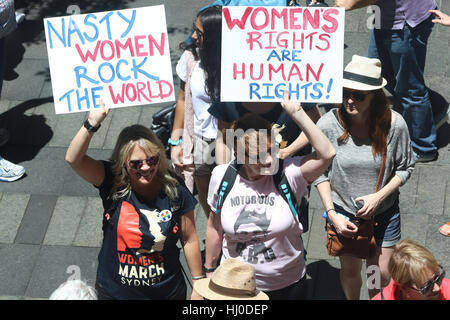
left=221, top=6, right=345, bottom=103
left=44, top=5, right=175, bottom=114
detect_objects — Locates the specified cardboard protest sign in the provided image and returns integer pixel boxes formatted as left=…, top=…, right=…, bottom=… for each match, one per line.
left=221, top=6, right=345, bottom=103
left=44, top=5, right=175, bottom=114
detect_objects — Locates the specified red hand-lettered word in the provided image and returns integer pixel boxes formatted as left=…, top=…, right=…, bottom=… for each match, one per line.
left=75, top=33, right=165, bottom=63
left=223, top=7, right=339, bottom=34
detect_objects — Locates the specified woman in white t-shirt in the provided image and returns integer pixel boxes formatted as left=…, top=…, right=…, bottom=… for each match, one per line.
left=205, top=91, right=336, bottom=299
left=169, top=6, right=222, bottom=219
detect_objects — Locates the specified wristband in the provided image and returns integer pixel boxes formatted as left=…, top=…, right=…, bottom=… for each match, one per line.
left=168, top=138, right=182, bottom=146
left=326, top=208, right=336, bottom=214
left=203, top=265, right=217, bottom=273
left=83, top=119, right=101, bottom=133
left=191, top=275, right=206, bottom=280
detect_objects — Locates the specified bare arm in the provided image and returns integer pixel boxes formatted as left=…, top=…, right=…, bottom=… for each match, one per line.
left=355, top=175, right=402, bottom=219
left=317, top=180, right=358, bottom=237
left=65, top=102, right=109, bottom=186
left=170, top=81, right=186, bottom=167
left=205, top=210, right=223, bottom=278
left=180, top=210, right=203, bottom=299
left=278, top=105, right=322, bottom=159
left=281, top=92, right=336, bottom=184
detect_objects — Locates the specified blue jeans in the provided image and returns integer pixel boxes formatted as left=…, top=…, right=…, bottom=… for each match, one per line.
left=367, top=16, right=437, bottom=155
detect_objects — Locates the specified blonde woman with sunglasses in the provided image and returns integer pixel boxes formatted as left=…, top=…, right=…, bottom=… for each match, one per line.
left=65, top=101, right=203, bottom=300
left=372, top=240, right=449, bottom=300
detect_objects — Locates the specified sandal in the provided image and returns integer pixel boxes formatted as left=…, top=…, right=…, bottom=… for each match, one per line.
left=438, top=222, right=450, bottom=237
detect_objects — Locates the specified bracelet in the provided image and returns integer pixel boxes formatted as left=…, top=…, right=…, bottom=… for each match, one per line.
left=168, top=138, right=182, bottom=146
left=203, top=265, right=217, bottom=273
left=191, top=275, right=206, bottom=280
left=326, top=208, right=336, bottom=213
left=83, top=119, right=101, bottom=133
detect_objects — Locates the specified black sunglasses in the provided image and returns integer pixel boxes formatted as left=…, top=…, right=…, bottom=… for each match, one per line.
left=343, top=89, right=369, bottom=102
left=128, top=156, right=159, bottom=170
left=411, top=266, right=446, bottom=295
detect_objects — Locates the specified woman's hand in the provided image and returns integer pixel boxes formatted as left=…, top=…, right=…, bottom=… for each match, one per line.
left=281, top=90, right=303, bottom=116
left=354, top=193, right=382, bottom=219
left=329, top=211, right=358, bottom=238
left=430, top=9, right=450, bottom=26
left=88, top=99, right=109, bottom=127
left=170, top=145, right=184, bottom=168
left=277, top=147, right=292, bottom=160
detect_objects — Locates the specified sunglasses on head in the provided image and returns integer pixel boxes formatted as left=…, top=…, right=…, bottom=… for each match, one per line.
left=343, top=89, right=369, bottom=102
left=128, top=156, right=159, bottom=170
left=411, top=266, right=446, bottom=295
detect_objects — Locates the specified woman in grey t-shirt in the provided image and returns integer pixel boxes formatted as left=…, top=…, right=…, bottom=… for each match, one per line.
left=314, top=55, right=415, bottom=300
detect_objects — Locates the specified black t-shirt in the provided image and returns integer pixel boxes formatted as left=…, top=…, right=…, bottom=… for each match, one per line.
left=208, top=101, right=312, bottom=155
left=95, top=161, right=197, bottom=300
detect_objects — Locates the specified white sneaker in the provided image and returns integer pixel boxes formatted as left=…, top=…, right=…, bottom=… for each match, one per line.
left=15, top=12, right=25, bottom=24
left=0, top=156, right=25, bottom=182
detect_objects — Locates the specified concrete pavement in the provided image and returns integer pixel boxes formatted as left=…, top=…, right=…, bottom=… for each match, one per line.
left=0, top=0, right=449, bottom=300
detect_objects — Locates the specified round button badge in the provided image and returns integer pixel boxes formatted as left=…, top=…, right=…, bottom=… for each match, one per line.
left=159, top=209, right=172, bottom=222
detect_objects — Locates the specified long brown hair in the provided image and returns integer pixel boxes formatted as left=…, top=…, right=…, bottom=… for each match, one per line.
left=337, top=89, right=391, bottom=158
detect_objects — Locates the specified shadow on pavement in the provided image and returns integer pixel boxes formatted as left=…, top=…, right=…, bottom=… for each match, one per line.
left=0, top=97, right=53, bottom=163
left=306, top=260, right=346, bottom=300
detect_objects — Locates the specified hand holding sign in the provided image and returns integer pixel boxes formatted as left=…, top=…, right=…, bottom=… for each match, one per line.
left=220, top=6, right=345, bottom=104
left=281, top=90, right=303, bottom=115
left=88, top=99, right=109, bottom=127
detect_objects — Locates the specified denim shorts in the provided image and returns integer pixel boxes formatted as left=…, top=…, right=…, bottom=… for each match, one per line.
left=373, top=202, right=401, bottom=248
left=333, top=199, right=401, bottom=248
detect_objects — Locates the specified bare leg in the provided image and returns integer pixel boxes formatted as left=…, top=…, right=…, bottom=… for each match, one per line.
left=366, top=246, right=394, bottom=299
left=339, top=255, right=363, bottom=300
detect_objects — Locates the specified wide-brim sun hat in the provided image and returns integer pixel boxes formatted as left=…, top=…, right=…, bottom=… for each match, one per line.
left=193, top=258, right=269, bottom=300
left=342, top=55, right=387, bottom=91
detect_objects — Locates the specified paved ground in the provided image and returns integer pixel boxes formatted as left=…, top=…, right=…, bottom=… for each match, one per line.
left=0, top=0, right=449, bottom=300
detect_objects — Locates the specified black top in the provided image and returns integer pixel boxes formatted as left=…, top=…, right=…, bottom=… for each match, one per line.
left=95, top=161, right=197, bottom=299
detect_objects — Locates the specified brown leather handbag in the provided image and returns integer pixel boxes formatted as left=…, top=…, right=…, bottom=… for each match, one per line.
left=326, top=151, right=386, bottom=259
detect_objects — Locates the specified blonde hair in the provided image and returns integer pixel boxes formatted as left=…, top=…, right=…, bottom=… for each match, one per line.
left=388, top=240, right=440, bottom=288
left=109, top=125, right=179, bottom=201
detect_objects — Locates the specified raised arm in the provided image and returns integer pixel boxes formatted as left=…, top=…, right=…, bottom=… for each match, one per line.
left=278, top=105, right=321, bottom=159
left=65, top=101, right=109, bottom=186
left=280, top=91, right=336, bottom=184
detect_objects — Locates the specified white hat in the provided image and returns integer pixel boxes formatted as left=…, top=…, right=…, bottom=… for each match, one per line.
left=193, top=258, right=269, bottom=300
left=343, top=55, right=387, bottom=91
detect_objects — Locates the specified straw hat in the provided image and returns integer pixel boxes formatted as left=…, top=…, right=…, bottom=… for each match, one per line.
left=193, top=258, right=269, bottom=300
left=343, top=55, right=387, bottom=91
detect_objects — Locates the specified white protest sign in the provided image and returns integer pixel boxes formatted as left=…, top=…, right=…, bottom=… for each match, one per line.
left=221, top=6, right=345, bottom=103
left=44, top=5, right=175, bottom=114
